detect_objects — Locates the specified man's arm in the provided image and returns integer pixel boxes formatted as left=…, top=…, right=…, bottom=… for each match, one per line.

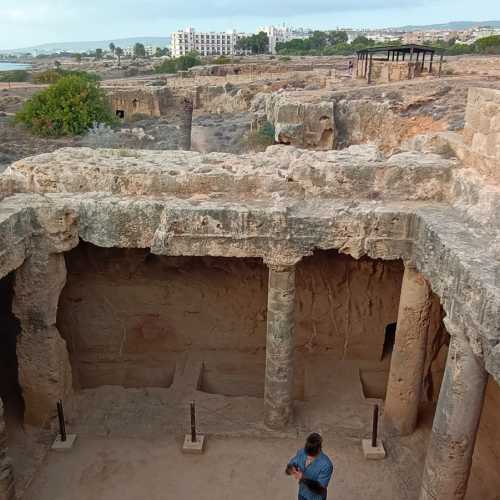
left=285, top=451, right=301, bottom=475
left=300, top=462, right=334, bottom=496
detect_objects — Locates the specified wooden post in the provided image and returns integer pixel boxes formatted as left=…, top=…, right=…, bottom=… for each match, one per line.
left=429, top=52, right=434, bottom=73
left=367, top=54, right=373, bottom=84
left=421, top=52, right=426, bottom=72
left=364, top=52, right=369, bottom=79
left=438, top=53, right=444, bottom=77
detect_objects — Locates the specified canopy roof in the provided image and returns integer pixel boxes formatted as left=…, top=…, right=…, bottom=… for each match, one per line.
left=356, top=44, right=440, bottom=56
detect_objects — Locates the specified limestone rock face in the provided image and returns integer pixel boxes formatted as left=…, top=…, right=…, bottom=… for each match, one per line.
left=0, top=86, right=499, bottom=391
left=462, top=87, right=500, bottom=183
left=266, top=93, right=335, bottom=150
left=4, top=145, right=453, bottom=202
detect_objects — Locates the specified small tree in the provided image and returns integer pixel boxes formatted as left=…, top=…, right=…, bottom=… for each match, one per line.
left=474, top=35, right=500, bottom=54
left=115, top=47, right=124, bottom=66
left=236, top=32, right=269, bottom=54
left=54, top=60, right=62, bottom=70
left=134, top=43, right=146, bottom=58
left=154, top=52, right=201, bottom=74
left=155, top=47, right=170, bottom=57
left=109, top=42, right=116, bottom=57
left=16, top=74, right=115, bottom=137
left=74, top=53, right=82, bottom=64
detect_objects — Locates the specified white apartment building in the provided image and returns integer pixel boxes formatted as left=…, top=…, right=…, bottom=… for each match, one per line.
left=257, top=25, right=312, bottom=54
left=122, top=45, right=161, bottom=57
left=170, top=27, right=250, bottom=57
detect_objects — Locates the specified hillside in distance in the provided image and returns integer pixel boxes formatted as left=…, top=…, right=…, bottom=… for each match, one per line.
left=0, top=37, right=170, bottom=54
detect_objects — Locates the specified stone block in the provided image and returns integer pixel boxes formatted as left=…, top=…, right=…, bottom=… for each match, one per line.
left=182, top=434, right=206, bottom=454
left=361, top=439, right=386, bottom=460
left=51, top=434, right=77, bottom=452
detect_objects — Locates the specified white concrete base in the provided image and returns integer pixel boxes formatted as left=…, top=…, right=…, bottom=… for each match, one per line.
left=362, top=439, right=386, bottom=460
left=52, top=434, right=77, bottom=451
left=182, top=434, right=206, bottom=454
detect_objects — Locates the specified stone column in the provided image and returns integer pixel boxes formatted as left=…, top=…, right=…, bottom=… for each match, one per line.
left=181, top=97, right=193, bottom=151
left=264, top=263, right=296, bottom=429
left=13, top=252, right=72, bottom=425
left=419, top=320, right=487, bottom=500
left=385, top=264, right=431, bottom=435
left=0, top=402, right=15, bottom=500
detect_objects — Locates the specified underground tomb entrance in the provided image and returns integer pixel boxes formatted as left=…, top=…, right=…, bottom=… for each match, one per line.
left=56, top=244, right=413, bottom=404
left=57, top=243, right=269, bottom=396
left=0, top=272, right=24, bottom=427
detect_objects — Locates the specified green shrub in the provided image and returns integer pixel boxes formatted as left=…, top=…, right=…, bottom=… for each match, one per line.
left=0, top=70, right=30, bottom=82
left=32, top=69, right=100, bottom=84
left=474, top=35, right=500, bottom=54
left=242, top=121, right=275, bottom=151
left=155, top=53, right=201, bottom=74
left=258, top=121, right=275, bottom=141
left=15, top=74, right=115, bottom=137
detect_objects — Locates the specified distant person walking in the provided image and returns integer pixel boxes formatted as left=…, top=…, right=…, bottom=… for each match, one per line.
left=348, top=60, right=353, bottom=75
left=286, top=433, right=334, bottom=500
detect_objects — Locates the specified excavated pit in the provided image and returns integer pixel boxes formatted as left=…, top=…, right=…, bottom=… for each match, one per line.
left=1, top=81, right=500, bottom=498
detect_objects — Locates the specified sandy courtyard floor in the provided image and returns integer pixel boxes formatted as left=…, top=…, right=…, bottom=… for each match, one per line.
left=23, top=434, right=424, bottom=500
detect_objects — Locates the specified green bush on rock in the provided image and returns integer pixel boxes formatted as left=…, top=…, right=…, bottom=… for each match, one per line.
left=15, top=74, right=115, bottom=137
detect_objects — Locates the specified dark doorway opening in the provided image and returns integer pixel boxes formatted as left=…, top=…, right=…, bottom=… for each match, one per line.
left=381, top=322, right=397, bottom=360
left=0, top=272, right=24, bottom=427
left=116, top=109, right=125, bottom=119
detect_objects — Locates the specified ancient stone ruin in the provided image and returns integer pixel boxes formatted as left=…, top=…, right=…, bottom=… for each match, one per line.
left=0, top=77, right=499, bottom=499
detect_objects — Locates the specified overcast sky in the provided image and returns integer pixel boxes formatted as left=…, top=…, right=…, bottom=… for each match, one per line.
left=1, top=0, right=499, bottom=49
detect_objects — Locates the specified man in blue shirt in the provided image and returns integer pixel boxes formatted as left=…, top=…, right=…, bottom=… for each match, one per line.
left=286, top=433, right=334, bottom=500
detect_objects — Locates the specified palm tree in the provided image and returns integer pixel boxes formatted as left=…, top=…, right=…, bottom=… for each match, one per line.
left=115, top=47, right=123, bottom=66
left=109, top=42, right=116, bottom=58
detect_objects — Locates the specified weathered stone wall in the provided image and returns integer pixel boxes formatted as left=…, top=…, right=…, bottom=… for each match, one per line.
left=334, top=98, right=447, bottom=154
left=266, top=93, right=335, bottom=150
left=187, top=62, right=334, bottom=78
left=106, top=86, right=194, bottom=150
left=462, top=87, right=500, bottom=182
left=56, top=244, right=403, bottom=389
left=106, top=86, right=193, bottom=120
left=356, top=60, right=425, bottom=83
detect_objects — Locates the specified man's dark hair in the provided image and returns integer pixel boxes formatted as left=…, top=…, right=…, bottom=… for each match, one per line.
left=304, top=433, right=322, bottom=457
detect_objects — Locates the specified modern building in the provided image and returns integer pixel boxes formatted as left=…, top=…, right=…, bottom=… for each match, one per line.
left=122, top=45, right=162, bottom=57
left=402, top=30, right=456, bottom=45
left=257, top=25, right=313, bottom=54
left=170, top=27, right=250, bottom=57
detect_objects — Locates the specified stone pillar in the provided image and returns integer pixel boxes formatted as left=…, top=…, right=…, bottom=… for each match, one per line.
left=13, top=252, right=72, bottom=425
left=419, top=321, right=487, bottom=500
left=264, top=263, right=296, bottom=429
left=181, top=97, right=193, bottom=151
left=0, top=402, right=15, bottom=500
left=385, top=264, right=431, bottom=435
